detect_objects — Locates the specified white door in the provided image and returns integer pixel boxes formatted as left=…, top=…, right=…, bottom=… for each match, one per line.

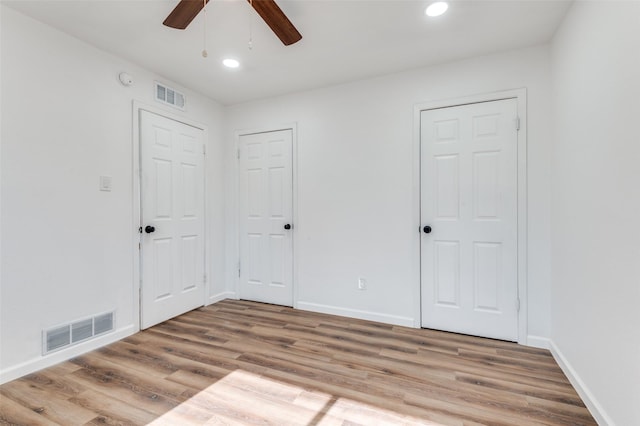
left=140, top=110, right=205, bottom=329
left=420, top=98, right=519, bottom=341
left=238, top=129, right=293, bottom=306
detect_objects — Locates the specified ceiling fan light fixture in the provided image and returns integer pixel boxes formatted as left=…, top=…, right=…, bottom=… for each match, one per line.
left=163, top=0, right=301, bottom=46
left=426, top=1, right=448, bottom=17
left=222, top=58, right=240, bottom=69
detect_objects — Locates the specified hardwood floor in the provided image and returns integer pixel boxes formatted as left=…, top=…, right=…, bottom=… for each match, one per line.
left=0, top=300, right=595, bottom=425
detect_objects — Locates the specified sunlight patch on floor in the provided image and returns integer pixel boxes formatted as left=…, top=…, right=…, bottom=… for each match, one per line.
left=147, top=369, right=444, bottom=425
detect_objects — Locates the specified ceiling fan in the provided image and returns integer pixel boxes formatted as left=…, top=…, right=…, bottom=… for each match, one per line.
left=163, top=0, right=302, bottom=46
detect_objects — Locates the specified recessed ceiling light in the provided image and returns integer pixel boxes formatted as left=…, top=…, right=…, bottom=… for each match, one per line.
left=426, top=2, right=448, bottom=17
left=222, top=58, right=240, bottom=69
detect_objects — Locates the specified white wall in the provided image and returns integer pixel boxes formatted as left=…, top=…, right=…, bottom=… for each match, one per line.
left=224, top=46, right=553, bottom=340
left=4, top=3, right=638, bottom=423
left=0, top=6, right=226, bottom=382
left=550, top=2, right=640, bottom=425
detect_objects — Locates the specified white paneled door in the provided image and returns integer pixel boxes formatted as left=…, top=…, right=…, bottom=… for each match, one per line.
left=140, top=110, right=205, bottom=329
left=238, top=130, right=293, bottom=306
left=420, top=99, right=519, bottom=341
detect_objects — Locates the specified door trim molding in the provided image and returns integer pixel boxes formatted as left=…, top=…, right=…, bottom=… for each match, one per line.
left=132, top=100, right=209, bottom=332
left=233, top=124, right=298, bottom=307
left=412, top=89, right=528, bottom=345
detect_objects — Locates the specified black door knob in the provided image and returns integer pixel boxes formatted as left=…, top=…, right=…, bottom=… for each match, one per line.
left=423, top=226, right=432, bottom=234
left=145, top=225, right=155, bottom=234
left=284, top=224, right=291, bottom=230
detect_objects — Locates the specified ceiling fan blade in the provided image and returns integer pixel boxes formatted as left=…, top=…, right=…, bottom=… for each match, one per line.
left=248, top=0, right=302, bottom=46
left=163, top=0, right=209, bottom=30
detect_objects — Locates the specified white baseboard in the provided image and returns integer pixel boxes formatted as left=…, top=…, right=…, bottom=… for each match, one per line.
left=549, top=340, right=613, bottom=426
left=296, top=301, right=415, bottom=327
left=526, top=335, right=551, bottom=349
left=207, top=291, right=237, bottom=305
left=0, top=325, right=136, bottom=385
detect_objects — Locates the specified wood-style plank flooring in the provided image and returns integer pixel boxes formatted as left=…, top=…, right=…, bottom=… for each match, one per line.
left=0, top=300, right=595, bottom=425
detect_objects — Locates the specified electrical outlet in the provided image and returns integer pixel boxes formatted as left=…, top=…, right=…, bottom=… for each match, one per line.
left=358, top=277, right=367, bottom=290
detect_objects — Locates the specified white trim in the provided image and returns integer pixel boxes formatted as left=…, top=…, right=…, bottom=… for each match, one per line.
left=234, top=123, right=298, bottom=307
left=526, top=335, right=550, bottom=349
left=207, top=291, right=237, bottom=305
left=132, top=100, right=210, bottom=330
left=411, top=95, right=422, bottom=328
left=292, top=126, right=299, bottom=309
left=297, top=302, right=415, bottom=328
left=0, top=6, right=3, bottom=381
left=550, top=340, right=613, bottom=426
left=131, top=102, right=141, bottom=331
left=0, top=325, right=136, bottom=385
left=413, top=88, right=529, bottom=344
left=236, top=124, right=298, bottom=137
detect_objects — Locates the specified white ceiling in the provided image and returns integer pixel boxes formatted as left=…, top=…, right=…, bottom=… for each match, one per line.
left=3, top=0, right=572, bottom=105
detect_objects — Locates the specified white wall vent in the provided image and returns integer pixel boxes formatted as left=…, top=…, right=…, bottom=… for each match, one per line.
left=155, top=82, right=185, bottom=110
left=43, top=311, right=115, bottom=355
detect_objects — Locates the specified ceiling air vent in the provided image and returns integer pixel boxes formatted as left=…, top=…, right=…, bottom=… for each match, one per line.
left=43, top=311, right=115, bottom=355
left=155, top=82, right=185, bottom=110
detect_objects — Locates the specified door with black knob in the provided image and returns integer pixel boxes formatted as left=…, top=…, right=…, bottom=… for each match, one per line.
left=420, top=99, right=519, bottom=341
left=238, top=129, right=294, bottom=306
left=140, top=110, right=205, bottom=329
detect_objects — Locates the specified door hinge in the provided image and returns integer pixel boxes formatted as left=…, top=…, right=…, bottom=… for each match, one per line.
left=203, top=144, right=206, bottom=155
left=237, top=148, right=240, bottom=159
left=515, top=116, right=521, bottom=131
left=138, top=242, right=141, bottom=250
left=516, top=298, right=521, bottom=312
left=238, top=261, right=241, bottom=278
left=203, top=273, right=207, bottom=283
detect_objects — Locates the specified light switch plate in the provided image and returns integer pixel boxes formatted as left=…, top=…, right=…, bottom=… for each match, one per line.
left=100, top=176, right=112, bottom=192
left=358, top=277, right=367, bottom=290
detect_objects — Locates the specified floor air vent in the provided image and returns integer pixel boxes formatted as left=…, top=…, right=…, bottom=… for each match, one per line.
left=43, top=312, right=114, bottom=354
left=155, top=82, right=185, bottom=110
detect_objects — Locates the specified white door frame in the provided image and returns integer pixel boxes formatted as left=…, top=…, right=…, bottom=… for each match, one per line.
left=132, top=100, right=210, bottom=331
left=234, top=124, right=298, bottom=307
left=412, top=89, right=528, bottom=345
